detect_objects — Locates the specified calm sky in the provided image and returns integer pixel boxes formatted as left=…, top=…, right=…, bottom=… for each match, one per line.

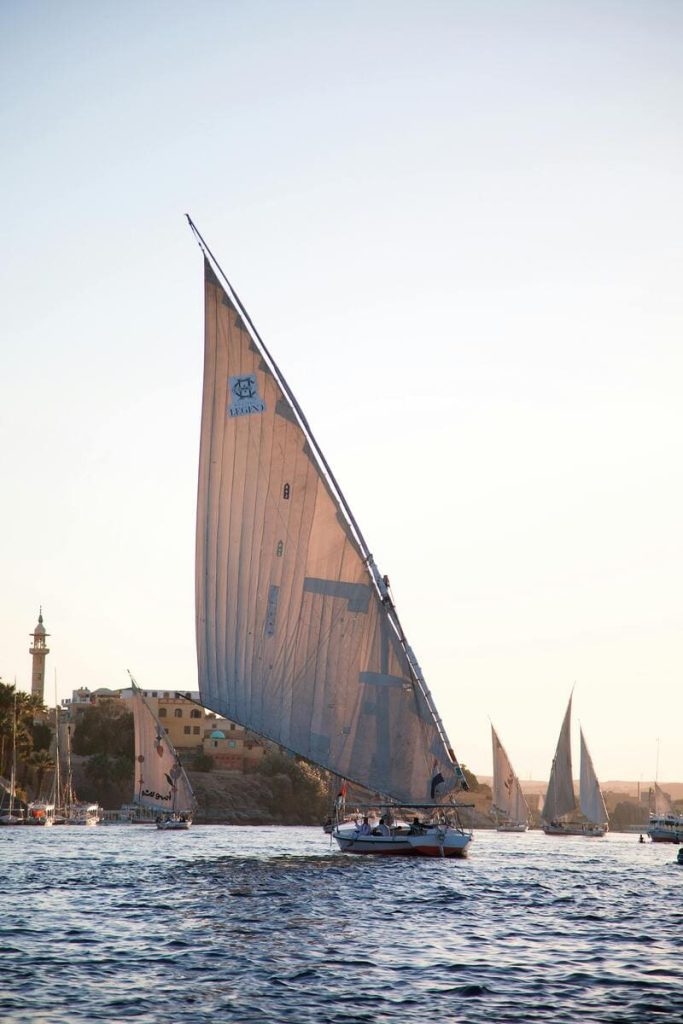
left=1, top=1, right=681, bottom=783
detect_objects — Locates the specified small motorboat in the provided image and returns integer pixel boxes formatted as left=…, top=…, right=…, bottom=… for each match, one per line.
left=156, top=813, right=192, bottom=831
left=333, top=803, right=472, bottom=859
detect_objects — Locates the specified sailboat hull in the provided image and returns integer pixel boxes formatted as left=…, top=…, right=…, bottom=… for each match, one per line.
left=496, top=822, right=528, bottom=833
left=156, top=816, right=192, bottom=831
left=333, top=828, right=471, bottom=858
left=543, top=823, right=607, bottom=838
left=647, top=812, right=683, bottom=842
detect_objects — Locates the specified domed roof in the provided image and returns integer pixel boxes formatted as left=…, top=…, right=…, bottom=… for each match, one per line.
left=34, top=610, right=46, bottom=635
left=210, top=729, right=226, bottom=740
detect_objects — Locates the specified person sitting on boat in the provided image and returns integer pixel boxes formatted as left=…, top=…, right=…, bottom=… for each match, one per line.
left=409, top=817, right=423, bottom=834
left=357, top=816, right=372, bottom=836
left=373, top=817, right=391, bottom=836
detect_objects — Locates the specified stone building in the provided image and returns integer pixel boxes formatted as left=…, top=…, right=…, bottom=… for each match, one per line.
left=60, top=683, right=269, bottom=773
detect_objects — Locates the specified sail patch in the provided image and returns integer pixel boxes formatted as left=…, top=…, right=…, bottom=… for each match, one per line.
left=265, top=585, right=280, bottom=636
left=303, top=578, right=371, bottom=613
left=228, top=374, right=266, bottom=418
left=359, top=671, right=406, bottom=688
left=275, top=398, right=298, bottom=424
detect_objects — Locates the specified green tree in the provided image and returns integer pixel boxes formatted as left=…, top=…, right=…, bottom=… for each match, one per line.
left=0, top=681, right=47, bottom=776
left=30, top=722, right=52, bottom=752
left=191, top=750, right=214, bottom=773
left=256, top=750, right=330, bottom=823
left=81, top=752, right=134, bottom=808
left=85, top=753, right=133, bottom=787
left=460, top=764, right=480, bottom=791
left=72, top=703, right=134, bottom=758
left=29, top=749, right=55, bottom=798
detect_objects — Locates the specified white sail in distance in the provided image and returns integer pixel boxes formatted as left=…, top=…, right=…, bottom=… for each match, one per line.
left=491, top=724, right=529, bottom=825
left=542, top=694, right=576, bottom=822
left=579, top=727, right=608, bottom=827
left=653, top=782, right=673, bottom=815
left=131, top=687, right=195, bottom=814
left=194, top=238, right=466, bottom=803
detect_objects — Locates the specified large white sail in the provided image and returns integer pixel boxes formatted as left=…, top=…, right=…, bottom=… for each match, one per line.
left=542, top=695, right=576, bottom=822
left=131, top=688, right=195, bottom=814
left=491, top=724, right=529, bottom=824
left=194, top=242, right=466, bottom=803
left=579, top=727, right=608, bottom=827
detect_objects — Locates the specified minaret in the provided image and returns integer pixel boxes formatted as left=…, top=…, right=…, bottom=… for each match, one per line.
left=29, top=608, right=50, bottom=702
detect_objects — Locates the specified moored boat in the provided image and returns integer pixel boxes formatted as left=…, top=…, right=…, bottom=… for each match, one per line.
left=27, top=801, right=56, bottom=826
left=647, top=784, right=682, bottom=843
left=647, top=814, right=683, bottom=843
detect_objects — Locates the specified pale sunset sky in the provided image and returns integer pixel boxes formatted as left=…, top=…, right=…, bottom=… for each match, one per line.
left=1, top=2, right=681, bottom=783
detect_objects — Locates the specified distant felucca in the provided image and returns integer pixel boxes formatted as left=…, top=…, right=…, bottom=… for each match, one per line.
left=129, top=676, right=196, bottom=831
left=490, top=724, right=529, bottom=832
left=542, top=693, right=608, bottom=838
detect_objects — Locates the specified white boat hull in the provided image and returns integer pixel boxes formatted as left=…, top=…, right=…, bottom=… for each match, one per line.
left=647, top=815, right=683, bottom=843
left=647, top=827, right=683, bottom=843
left=156, top=817, right=192, bottom=831
left=496, top=822, right=528, bottom=833
left=334, top=827, right=471, bottom=858
left=543, top=823, right=607, bottom=837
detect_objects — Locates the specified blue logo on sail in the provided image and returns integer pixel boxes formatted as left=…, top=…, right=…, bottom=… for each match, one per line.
left=228, top=374, right=266, bottom=417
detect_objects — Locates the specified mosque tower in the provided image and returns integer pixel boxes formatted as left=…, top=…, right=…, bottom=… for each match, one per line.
left=29, top=608, right=50, bottom=702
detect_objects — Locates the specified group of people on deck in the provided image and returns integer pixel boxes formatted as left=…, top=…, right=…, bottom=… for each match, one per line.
left=356, top=815, right=425, bottom=837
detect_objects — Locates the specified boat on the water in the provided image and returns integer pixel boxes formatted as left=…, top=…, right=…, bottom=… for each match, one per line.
left=189, top=219, right=471, bottom=856
left=26, top=800, right=56, bottom=826
left=129, top=677, right=196, bottom=830
left=542, top=693, right=609, bottom=838
left=60, top=724, right=101, bottom=825
left=334, top=803, right=471, bottom=857
left=647, top=784, right=683, bottom=843
left=491, top=724, right=529, bottom=832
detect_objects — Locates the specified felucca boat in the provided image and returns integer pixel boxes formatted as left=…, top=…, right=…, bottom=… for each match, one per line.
left=491, top=724, right=529, bottom=832
left=542, top=694, right=608, bottom=837
left=130, top=678, right=196, bottom=830
left=189, top=218, right=472, bottom=857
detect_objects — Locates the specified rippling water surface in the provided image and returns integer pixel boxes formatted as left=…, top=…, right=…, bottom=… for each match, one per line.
left=1, top=826, right=681, bottom=1022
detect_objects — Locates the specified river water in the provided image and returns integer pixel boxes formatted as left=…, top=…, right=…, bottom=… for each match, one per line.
left=1, top=826, right=680, bottom=1023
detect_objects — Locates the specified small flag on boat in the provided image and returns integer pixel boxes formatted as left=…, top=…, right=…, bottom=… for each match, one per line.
left=335, top=780, right=347, bottom=808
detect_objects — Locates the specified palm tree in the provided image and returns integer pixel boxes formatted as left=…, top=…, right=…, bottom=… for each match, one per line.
left=29, top=749, right=55, bottom=799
